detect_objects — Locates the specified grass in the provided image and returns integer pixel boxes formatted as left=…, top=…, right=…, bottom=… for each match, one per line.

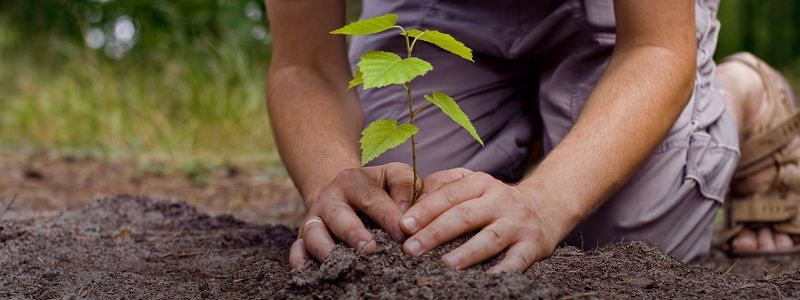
left=0, top=7, right=798, bottom=172
left=0, top=17, right=279, bottom=168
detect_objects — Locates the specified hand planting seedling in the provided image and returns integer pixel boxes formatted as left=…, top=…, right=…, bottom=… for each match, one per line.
left=330, top=13, right=483, bottom=204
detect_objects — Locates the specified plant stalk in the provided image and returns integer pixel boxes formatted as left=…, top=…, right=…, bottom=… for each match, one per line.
left=406, top=83, right=419, bottom=204
left=399, top=25, right=420, bottom=204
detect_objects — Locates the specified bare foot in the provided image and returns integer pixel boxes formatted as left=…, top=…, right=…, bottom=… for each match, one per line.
left=731, top=227, right=795, bottom=252
left=718, top=56, right=798, bottom=253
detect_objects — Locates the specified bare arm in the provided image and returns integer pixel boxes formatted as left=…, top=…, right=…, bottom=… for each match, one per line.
left=519, top=0, right=698, bottom=235
left=398, top=0, right=697, bottom=272
left=265, top=0, right=361, bottom=202
left=265, top=1, right=416, bottom=268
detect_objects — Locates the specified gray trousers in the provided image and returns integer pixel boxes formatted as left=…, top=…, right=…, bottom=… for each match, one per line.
left=350, top=0, right=739, bottom=262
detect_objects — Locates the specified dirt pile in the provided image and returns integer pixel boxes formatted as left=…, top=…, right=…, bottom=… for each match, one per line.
left=1, top=195, right=798, bottom=299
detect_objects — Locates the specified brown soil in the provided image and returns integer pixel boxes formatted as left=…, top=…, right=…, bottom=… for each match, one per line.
left=0, top=195, right=798, bottom=299
left=2, top=156, right=800, bottom=298
left=0, top=153, right=305, bottom=226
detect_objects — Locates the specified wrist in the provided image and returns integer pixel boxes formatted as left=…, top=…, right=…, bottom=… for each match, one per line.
left=298, top=160, right=360, bottom=207
left=516, top=177, right=587, bottom=241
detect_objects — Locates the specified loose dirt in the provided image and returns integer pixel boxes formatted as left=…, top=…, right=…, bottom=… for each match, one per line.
left=3, top=156, right=800, bottom=298
left=0, top=154, right=304, bottom=226
left=2, top=195, right=799, bottom=299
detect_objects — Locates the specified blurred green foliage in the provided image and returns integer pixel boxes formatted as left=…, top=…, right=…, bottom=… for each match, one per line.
left=716, top=0, right=800, bottom=85
left=0, top=0, right=276, bottom=165
left=0, top=0, right=796, bottom=165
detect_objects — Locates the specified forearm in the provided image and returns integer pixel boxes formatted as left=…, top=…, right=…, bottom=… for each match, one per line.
left=267, top=66, right=363, bottom=204
left=265, top=0, right=361, bottom=204
left=519, top=46, right=696, bottom=235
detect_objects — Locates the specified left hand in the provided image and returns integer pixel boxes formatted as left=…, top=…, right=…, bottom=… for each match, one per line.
left=399, top=168, right=569, bottom=273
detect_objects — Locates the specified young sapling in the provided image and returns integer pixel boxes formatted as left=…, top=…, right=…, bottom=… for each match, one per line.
left=331, top=13, right=483, bottom=204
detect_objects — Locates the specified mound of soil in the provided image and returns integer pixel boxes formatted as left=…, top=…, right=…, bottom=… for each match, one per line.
left=1, top=195, right=799, bottom=299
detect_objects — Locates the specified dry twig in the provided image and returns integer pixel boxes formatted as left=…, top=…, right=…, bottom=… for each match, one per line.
left=0, top=194, right=18, bottom=220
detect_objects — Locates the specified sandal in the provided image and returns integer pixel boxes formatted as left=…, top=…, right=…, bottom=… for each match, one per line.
left=723, top=52, right=800, bottom=256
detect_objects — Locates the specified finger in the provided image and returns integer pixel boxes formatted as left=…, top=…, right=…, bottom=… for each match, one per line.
left=441, top=221, right=514, bottom=270
left=487, top=241, right=539, bottom=273
left=383, top=163, right=420, bottom=212
left=404, top=198, right=493, bottom=256
left=402, top=172, right=492, bottom=234
left=320, top=201, right=378, bottom=253
left=289, top=238, right=309, bottom=270
left=303, top=219, right=337, bottom=261
left=418, top=168, right=473, bottom=198
left=343, top=176, right=406, bottom=242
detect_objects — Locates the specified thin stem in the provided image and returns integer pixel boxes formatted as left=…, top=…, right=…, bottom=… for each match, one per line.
left=397, top=25, right=420, bottom=204
left=395, top=25, right=412, bottom=57
left=406, top=83, right=419, bottom=204
left=412, top=101, right=432, bottom=116
left=409, top=31, right=427, bottom=54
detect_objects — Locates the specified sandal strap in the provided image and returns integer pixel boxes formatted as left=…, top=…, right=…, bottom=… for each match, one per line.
left=730, top=194, right=798, bottom=223
left=738, top=111, right=800, bottom=171
left=722, top=53, right=800, bottom=171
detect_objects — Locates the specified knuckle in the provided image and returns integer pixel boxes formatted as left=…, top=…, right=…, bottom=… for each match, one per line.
left=452, top=205, right=474, bottom=227
left=337, top=168, right=363, bottom=182
left=385, top=162, right=409, bottom=170
left=414, top=204, right=436, bottom=222
left=441, top=188, right=461, bottom=207
left=486, top=226, right=504, bottom=247
left=359, top=188, right=384, bottom=210
left=473, top=172, right=493, bottom=181
left=518, top=206, right=539, bottom=224
left=377, top=212, right=394, bottom=228
left=452, top=168, right=472, bottom=175
left=323, top=202, right=347, bottom=222
left=426, top=226, right=445, bottom=243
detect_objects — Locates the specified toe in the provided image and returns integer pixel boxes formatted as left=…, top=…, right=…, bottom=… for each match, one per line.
left=757, top=227, right=777, bottom=251
left=731, top=228, right=758, bottom=252
left=775, top=232, right=795, bottom=251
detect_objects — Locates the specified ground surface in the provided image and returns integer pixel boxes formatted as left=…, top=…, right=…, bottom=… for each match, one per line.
left=2, top=156, right=800, bottom=299
left=0, top=154, right=304, bottom=226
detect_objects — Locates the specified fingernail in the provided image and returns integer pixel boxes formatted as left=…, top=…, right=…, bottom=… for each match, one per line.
left=405, top=239, right=422, bottom=256
left=402, top=216, right=417, bottom=232
left=443, top=255, right=460, bottom=269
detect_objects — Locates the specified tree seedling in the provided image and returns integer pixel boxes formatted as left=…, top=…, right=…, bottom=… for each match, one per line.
left=331, top=14, right=483, bottom=204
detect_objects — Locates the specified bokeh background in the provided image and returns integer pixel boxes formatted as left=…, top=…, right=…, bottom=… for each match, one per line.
left=1, top=0, right=798, bottom=168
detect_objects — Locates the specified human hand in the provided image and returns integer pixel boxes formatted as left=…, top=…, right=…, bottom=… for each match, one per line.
left=400, top=168, right=570, bottom=273
left=289, top=162, right=419, bottom=269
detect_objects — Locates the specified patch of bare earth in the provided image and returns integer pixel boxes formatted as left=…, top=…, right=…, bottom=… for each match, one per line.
left=1, top=156, right=799, bottom=298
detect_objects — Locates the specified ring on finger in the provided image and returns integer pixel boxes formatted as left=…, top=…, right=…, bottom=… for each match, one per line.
left=299, top=217, right=324, bottom=239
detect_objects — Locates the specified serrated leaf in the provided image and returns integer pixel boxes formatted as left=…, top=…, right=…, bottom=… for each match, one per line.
left=360, top=119, right=418, bottom=165
left=348, top=67, right=363, bottom=89
left=330, top=13, right=398, bottom=35
left=357, top=51, right=432, bottom=89
left=405, top=29, right=473, bottom=62
left=424, top=91, right=483, bottom=146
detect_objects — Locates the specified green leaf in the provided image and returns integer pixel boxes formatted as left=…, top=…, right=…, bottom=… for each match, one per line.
left=405, top=29, right=473, bottom=62
left=330, top=13, right=398, bottom=35
left=360, top=119, right=418, bottom=165
left=348, top=67, right=363, bottom=89
left=424, top=91, right=483, bottom=146
left=357, top=51, right=432, bottom=89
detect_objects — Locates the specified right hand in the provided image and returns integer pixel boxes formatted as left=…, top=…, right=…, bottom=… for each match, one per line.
left=289, top=162, right=420, bottom=269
